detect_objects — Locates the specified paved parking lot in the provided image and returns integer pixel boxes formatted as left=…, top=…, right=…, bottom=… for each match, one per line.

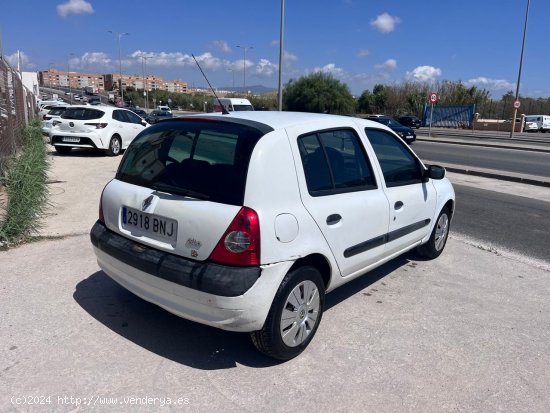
left=1, top=149, right=550, bottom=412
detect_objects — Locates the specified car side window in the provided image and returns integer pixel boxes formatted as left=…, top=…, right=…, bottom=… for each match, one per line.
left=112, top=110, right=125, bottom=122
left=125, top=111, right=142, bottom=124
left=365, top=128, right=423, bottom=187
left=298, top=128, right=377, bottom=196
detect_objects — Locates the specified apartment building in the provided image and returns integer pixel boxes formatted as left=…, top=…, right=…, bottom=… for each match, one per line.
left=38, top=69, right=104, bottom=91
left=39, top=69, right=188, bottom=94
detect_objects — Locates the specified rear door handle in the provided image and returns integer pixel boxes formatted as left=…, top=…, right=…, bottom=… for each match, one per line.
left=394, top=201, right=404, bottom=210
left=326, top=214, right=342, bottom=225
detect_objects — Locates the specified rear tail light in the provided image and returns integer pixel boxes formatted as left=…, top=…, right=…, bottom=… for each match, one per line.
left=209, top=207, right=260, bottom=266
left=45, top=116, right=51, bottom=120
left=84, top=123, right=108, bottom=129
left=43, top=114, right=47, bottom=120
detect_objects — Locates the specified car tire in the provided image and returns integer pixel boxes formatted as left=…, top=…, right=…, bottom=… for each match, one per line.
left=250, top=266, right=325, bottom=361
left=54, top=146, right=72, bottom=155
left=417, top=207, right=451, bottom=259
left=105, top=135, right=121, bottom=156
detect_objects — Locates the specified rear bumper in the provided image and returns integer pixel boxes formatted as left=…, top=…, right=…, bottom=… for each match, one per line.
left=50, top=130, right=102, bottom=149
left=90, top=221, right=291, bottom=332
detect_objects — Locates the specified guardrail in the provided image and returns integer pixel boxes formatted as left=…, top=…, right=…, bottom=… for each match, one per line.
left=0, top=57, right=37, bottom=174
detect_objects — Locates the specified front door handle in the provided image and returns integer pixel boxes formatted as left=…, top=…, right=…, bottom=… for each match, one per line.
left=326, top=214, right=342, bottom=225
left=394, top=201, right=404, bottom=210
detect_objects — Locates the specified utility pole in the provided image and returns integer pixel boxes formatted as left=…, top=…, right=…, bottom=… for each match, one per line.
left=108, top=31, right=128, bottom=105
left=67, top=53, right=75, bottom=105
left=140, top=53, right=152, bottom=112
left=510, top=0, right=531, bottom=139
left=236, top=45, right=253, bottom=95
left=277, top=0, right=285, bottom=111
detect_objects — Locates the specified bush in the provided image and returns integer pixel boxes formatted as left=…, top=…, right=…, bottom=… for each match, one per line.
left=0, top=119, right=49, bottom=245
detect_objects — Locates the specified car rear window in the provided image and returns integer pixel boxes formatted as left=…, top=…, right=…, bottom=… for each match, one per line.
left=61, top=108, right=104, bottom=120
left=116, top=119, right=267, bottom=206
left=233, top=105, right=254, bottom=111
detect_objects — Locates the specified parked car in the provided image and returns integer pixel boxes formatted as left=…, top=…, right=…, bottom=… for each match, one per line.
left=87, top=96, right=101, bottom=105
left=91, top=112, right=455, bottom=360
left=129, top=107, right=147, bottom=118
left=49, top=106, right=149, bottom=156
left=156, top=105, right=172, bottom=114
left=41, top=106, right=69, bottom=138
left=524, top=115, right=550, bottom=132
left=38, top=103, right=68, bottom=120
left=366, top=115, right=416, bottom=144
left=398, top=115, right=422, bottom=129
left=145, top=109, right=173, bottom=124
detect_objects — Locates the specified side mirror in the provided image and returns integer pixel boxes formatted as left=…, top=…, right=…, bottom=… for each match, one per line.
left=141, top=119, right=147, bottom=126
left=424, top=165, right=446, bottom=180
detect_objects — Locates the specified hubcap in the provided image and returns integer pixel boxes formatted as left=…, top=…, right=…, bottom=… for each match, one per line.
left=434, top=213, right=449, bottom=251
left=111, top=138, right=120, bottom=154
left=279, top=280, right=320, bottom=347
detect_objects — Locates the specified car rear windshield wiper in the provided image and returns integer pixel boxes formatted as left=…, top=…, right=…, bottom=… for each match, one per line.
left=150, top=182, right=210, bottom=200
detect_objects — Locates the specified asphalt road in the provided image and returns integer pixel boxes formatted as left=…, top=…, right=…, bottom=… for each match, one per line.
left=413, top=141, right=550, bottom=178
left=451, top=183, right=550, bottom=262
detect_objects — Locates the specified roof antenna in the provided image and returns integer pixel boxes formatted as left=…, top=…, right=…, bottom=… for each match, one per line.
left=192, top=53, right=229, bottom=115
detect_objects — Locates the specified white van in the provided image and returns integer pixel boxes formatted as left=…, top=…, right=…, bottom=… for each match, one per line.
left=212, top=98, right=254, bottom=112
left=524, top=115, right=550, bottom=132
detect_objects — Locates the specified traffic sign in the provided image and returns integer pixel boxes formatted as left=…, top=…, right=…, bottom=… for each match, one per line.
left=429, top=92, right=439, bottom=104
left=513, top=100, right=521, bottom=109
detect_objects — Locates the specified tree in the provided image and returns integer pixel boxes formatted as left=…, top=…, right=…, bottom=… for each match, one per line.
left=283, top=72, right=355, bottom=114
left=372, top=84, right=387, bottom=113
left=357, top=90, right=373, bottom=114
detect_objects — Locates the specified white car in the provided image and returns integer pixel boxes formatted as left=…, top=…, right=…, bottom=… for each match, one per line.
left=49, top=105, right=149, bottom=156
left=91, top=112, right=455, bottom=360
left=41, top=106, right=69, bottom=138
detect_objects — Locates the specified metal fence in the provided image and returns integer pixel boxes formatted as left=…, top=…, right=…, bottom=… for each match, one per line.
left=0, top=57, right=36, bottom=174
left=422, top=104, right=476, bottom=128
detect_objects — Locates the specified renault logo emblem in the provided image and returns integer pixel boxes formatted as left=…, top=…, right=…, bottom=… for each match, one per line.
left=142, top=195, right=154, bottom=211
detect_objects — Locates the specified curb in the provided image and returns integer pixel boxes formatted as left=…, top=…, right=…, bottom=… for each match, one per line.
left=416, top=137, right=550, bottom=154
left=423, top=160, right=550, bottom=188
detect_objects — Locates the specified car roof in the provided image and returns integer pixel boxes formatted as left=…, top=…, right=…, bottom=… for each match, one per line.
left=182, top=111, right=391, bottom=132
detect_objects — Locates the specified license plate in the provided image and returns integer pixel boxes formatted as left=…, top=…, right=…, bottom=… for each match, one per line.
left=121, top=206, right=178, bottom=243
left=62, top=136, right=80, bottom=143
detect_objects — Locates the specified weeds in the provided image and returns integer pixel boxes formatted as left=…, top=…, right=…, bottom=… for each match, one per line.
left=0, top=119, right=49, bottom=245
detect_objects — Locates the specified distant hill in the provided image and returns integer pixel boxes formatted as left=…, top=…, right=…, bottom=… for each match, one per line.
left=220, top=85, right=277, bottom=95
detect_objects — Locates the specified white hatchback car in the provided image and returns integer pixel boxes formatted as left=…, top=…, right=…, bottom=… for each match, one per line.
left=91, top=112, right=455, bottom=360
left=49, top=105, right=149, bottom=156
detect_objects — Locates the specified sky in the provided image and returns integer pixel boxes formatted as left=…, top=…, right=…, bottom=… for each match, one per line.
left=1, top=0, right=549, bottom=98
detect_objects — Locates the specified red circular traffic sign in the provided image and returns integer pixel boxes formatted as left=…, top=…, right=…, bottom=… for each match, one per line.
left=429, top=92, right=439, bottom=104
left=513, top=100, right=521, bottom=109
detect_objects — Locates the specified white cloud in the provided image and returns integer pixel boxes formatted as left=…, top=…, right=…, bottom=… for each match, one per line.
left=5, top=51, right=36, bottom=69
left=271, top=40, right=279, bottom=47
left=313, top=63, right=346, bottom=78
left=57, top=0, right=94, bottom=17
left=284, top=50, right=298, bottom=62
left=210, top=40, right=231, bottom=54
left=357, top=49, right=370, bottom=58
left=466, top=77, right=515, bottom=91
left=406, top=65, right=442, bottom=82
left=370, top=13, right=401, bottom=33
left=254, top=59, right=278, bottom=77
left=375, top=59, right=397, bottom=70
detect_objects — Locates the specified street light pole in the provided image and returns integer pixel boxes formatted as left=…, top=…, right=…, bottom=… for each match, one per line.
left=236, top=45, right=253, bottom=95
left=108, top=30, right=128, bottom=105
left=277, top=0, right=285, bottom=111
left=48, top=62, right=55, bottom=96
left=510, top=0, right=531, bottom=139
left=67, top=53, right=75, bottom=105
left=140, top=53, right=152, bottom=112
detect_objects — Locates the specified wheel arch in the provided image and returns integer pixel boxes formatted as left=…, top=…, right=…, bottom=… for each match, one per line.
left=287, top=253, right=332, bottom=291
